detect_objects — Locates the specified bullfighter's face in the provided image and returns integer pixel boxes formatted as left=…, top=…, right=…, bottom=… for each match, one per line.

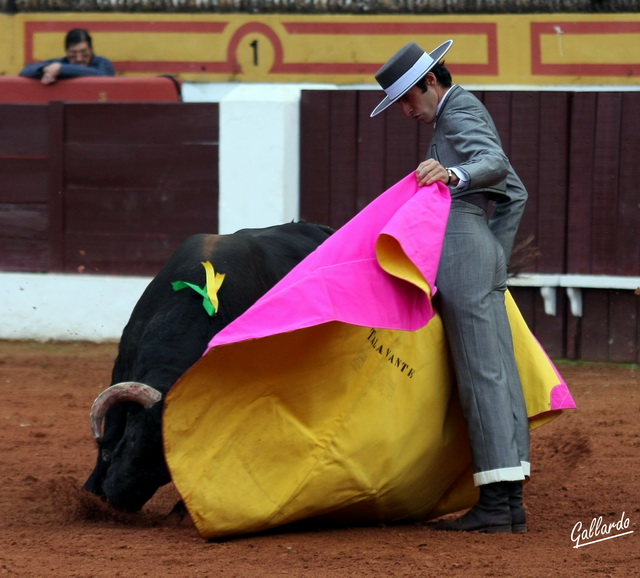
left=398, top=75, right=441, bottom=125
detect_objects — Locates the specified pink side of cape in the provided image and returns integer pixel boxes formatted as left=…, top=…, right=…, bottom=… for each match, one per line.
left=551, top=383, right=577, bottom=410
left=206, top=174, right=451, bottom=351
left=528, top=328, right=576, bottom=410
left=203, top=174, right=575, bottom=413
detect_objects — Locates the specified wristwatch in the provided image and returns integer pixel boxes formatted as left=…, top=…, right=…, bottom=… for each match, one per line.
left=446, top=168, right=453, bottom=185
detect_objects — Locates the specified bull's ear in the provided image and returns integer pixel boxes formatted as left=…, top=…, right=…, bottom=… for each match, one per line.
left=90, top=382, right=162, bottom=441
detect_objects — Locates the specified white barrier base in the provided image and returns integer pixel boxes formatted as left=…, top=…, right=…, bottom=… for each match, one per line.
left=0, top=272, right=151, bottom=342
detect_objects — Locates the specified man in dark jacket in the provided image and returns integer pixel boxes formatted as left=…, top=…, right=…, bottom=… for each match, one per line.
left=371, top=39, right=530, bottom=534
left=20, top=28, right=114, bottom=85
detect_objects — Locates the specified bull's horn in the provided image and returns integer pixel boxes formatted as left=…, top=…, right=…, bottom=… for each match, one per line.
left=90, top=381, right=162, bottom=441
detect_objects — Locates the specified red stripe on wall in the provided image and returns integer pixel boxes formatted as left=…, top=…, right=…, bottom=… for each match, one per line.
left=113, top=61, right=236, bottom=74
left=24, top=21, right=228, bottom=63
left=282, top=21, right=498, bottom=76
left=283, top=21, right=495, bottom=35
left=531, top=21, right=640, bottom=77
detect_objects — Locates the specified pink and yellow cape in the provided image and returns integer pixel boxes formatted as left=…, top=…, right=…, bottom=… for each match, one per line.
left=163, top=174, right=575, bottom=540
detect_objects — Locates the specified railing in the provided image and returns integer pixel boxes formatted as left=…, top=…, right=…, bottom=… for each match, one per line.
left=508, top=275, right=640, bottom=317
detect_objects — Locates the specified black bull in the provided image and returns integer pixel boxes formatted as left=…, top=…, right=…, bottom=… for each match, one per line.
left=84, top=222, right=334, bottom=512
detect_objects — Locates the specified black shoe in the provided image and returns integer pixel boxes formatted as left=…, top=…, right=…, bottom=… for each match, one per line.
left=507, top=480, right=527, bottom=533
left=434, top=482, right=512, bottom=533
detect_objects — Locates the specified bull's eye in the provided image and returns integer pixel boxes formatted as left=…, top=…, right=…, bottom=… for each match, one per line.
left=101, top=448, right=113, bottom=462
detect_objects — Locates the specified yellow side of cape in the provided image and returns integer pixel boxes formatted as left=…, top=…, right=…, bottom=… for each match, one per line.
left=163, top=291, right=565, bottom=540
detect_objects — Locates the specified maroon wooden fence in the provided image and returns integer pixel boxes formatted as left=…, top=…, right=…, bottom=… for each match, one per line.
left=299, top=90, right=640, bottom=363
left=0, top=101, right=218, bottom=276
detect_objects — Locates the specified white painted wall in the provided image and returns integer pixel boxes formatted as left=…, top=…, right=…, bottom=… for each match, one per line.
left=183, top=82, right=350, bottom=233
left=0, top=272, right=151, bottom=342
left=219, top=84, right=300, bottom=233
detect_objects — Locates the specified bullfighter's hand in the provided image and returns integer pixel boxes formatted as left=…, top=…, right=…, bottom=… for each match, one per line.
left=416, top=159, right=449, bottom=187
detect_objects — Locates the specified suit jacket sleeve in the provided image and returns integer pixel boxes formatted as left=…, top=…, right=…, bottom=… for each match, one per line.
left=430, top=87, right=528, bottom=263
left=19, top=59, right=57, bottom=78
left=432, top=90, right=509, bottom=190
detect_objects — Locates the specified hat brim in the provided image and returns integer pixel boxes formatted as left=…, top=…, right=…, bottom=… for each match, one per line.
left=370, top=39, right=453, bottom=117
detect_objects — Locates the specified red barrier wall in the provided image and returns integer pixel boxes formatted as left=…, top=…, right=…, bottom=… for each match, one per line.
left=0, top=76, right=182, bottom=103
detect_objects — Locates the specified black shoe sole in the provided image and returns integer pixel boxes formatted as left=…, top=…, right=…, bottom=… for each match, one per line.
left=511, top=523, right=528, bottom=533
left=434, top=523, right=513, bottom=533
left=481, top=524, right=513, bottom=534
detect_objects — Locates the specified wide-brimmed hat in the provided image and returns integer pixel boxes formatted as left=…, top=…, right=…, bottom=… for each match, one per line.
left=370, top=39, right=453, bottom=117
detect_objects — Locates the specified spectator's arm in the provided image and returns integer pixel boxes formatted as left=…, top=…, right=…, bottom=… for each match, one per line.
left=19, top=60, right=57, bottom=79
left=57, top=57, right=115, bottom=79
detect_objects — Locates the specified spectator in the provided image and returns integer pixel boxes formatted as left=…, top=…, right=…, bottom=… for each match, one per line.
left=20, top=28, right=114, bottom=85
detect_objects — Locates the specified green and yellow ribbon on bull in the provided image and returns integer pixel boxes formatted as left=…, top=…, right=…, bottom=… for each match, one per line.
left=172, top=261, right=225, bottom=317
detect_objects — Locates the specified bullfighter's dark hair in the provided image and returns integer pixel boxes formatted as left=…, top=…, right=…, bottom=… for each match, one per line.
left=415, top=62, right=453, bottom=92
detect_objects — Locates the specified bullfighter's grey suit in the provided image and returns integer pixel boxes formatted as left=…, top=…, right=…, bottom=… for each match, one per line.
left=429, top=84, right=530, bottom=486
left=372, top=39, right=531, bottom=532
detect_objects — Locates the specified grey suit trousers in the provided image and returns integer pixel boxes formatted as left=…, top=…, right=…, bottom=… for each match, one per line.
left=435, top=199, right=530, bottom=486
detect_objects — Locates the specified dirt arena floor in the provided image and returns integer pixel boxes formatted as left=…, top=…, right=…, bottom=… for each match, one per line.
left=1, top=340, right=638, bottom=577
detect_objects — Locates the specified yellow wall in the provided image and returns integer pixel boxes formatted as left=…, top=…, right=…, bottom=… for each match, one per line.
left=2, top=12, right=639, bottom=86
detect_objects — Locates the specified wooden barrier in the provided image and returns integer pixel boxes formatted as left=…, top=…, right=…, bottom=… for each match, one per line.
left=0, top=76, right=182, bottom=103
left=0, top=99, right=217, bottom=276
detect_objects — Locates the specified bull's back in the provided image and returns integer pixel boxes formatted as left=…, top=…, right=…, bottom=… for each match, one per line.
left=111, top=223, right=332, bottom=390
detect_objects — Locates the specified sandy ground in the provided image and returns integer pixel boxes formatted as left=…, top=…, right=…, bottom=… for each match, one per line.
left=1, top=340, right=639, bottom=577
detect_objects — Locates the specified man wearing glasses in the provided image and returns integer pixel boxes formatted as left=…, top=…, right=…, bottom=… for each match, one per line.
left=20, top=28, right=115, bottom=85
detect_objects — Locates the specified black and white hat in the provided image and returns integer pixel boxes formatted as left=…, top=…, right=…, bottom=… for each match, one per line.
left=370, top=40, right=454, bottom=117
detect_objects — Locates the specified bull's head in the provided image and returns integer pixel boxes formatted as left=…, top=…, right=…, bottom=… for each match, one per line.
left=83, top=382, right=171, bottom=512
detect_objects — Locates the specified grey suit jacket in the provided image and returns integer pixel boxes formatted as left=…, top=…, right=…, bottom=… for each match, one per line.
left=428, top=85, right=528, bottom=263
